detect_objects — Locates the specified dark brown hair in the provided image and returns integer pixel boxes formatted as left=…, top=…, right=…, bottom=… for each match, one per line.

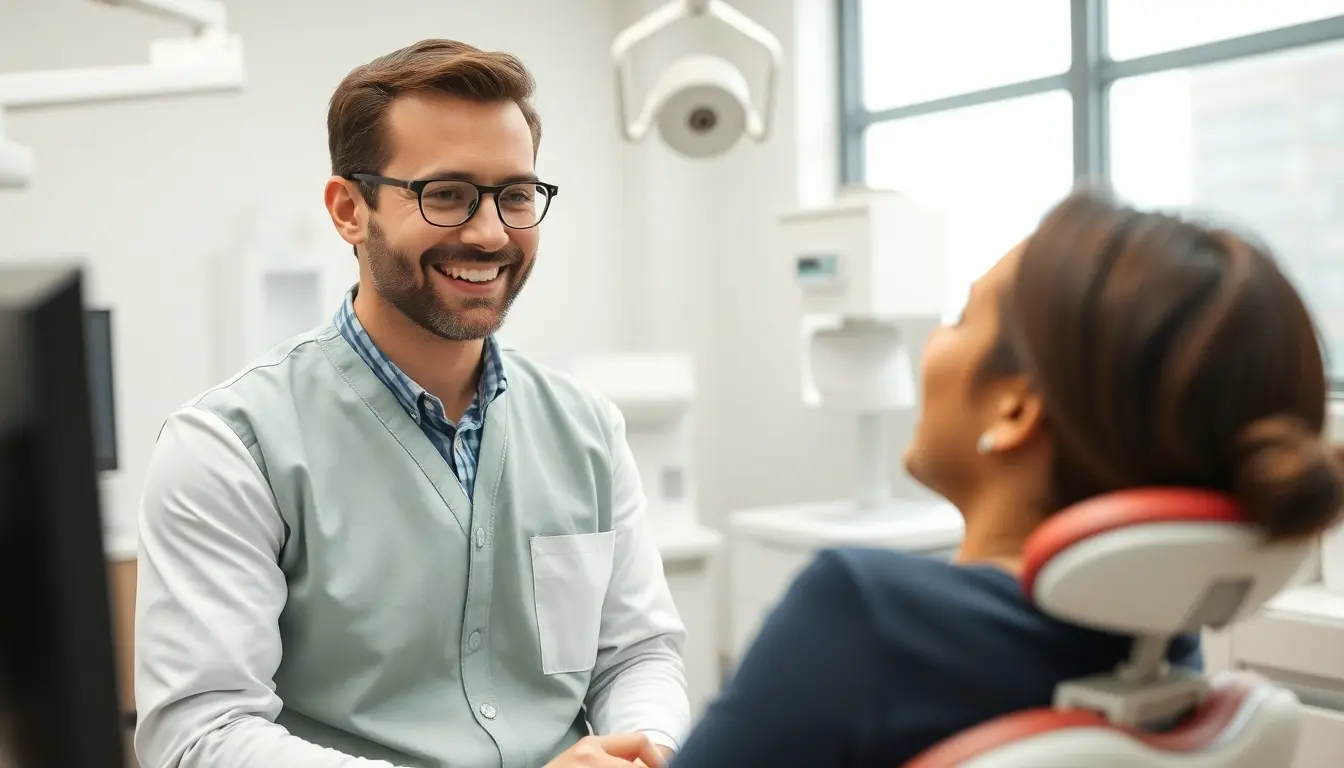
left=327, top=39, right=542, bottom=208
left=983, top=189, right=1344, bottom=541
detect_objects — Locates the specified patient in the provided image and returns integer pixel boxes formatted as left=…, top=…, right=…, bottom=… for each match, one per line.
left=670, top=189, right=1344, bottom=766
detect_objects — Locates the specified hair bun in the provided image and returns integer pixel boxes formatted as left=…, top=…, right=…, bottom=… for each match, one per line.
left=1233, top=416, right=1344, bottom=540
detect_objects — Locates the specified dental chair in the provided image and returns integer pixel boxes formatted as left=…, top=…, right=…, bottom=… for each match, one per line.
left=906, top=488, right=1314, bottom=767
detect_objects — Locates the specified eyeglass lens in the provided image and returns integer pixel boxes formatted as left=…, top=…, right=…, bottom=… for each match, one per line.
left=420, top=180, right=551, bottom=228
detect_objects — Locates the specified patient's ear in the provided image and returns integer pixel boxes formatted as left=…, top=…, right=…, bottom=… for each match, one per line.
left=981, top=377, right=1043, bottom=454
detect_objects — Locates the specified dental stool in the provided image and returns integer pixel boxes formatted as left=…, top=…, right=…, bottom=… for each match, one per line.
left=906, top=488, right=1315, bottom=767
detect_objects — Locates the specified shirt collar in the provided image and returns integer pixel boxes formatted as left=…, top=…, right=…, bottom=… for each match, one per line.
left=334, top=288, right=508, bottom=424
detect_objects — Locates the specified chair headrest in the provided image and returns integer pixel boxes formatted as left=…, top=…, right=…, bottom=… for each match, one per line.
left=903, top=672, right=1303, bottom=767
left=1020, top=489, right=1314, bottom=636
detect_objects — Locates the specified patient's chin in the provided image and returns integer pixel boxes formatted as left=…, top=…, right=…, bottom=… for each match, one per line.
left=902, top=447, right=927, bottom=487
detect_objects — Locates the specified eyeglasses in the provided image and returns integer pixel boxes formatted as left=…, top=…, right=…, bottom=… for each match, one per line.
left=348, top=173, right=558, bottom=230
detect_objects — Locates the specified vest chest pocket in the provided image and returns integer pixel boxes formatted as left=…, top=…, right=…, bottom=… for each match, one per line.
left=529, top=531, right=617, bottom=675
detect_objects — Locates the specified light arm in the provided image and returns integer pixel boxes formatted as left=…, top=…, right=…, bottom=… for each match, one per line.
left=96, top=0, right=228, bottom=35
left=0, top=41, right=244, bottom=110
left=0, top=0, right=243, bottom=112
left=704, top=0, right=784, bottom=141
left=0, top=0, right=243, bottom=187
left=611, top=0, right=694, bottom=141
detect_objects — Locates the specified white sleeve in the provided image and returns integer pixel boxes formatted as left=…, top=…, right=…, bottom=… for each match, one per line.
left=583, top=400, right=691, bottom=752
left=134, top=406, right=401, bottom=768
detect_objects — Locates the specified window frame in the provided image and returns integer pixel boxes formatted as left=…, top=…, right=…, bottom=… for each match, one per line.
left=838, top=0, right=1344, bottom=390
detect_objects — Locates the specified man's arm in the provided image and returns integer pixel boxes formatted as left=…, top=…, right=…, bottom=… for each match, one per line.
left=583, top=401, right=691, bottom=754
left=135, top=406, right=400, bottom=768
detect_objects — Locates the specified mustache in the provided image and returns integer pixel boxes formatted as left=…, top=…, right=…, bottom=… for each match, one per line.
left=420, top=245, right=523, bottom=269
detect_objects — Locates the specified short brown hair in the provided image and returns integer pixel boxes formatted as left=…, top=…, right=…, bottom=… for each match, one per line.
left=327, top=39, right=543, bottom=207
left=983, top=189, right=1343, bottom=542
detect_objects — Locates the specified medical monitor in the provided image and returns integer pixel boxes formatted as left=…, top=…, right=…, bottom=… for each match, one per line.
left=0, top=265, right=125, bottom=766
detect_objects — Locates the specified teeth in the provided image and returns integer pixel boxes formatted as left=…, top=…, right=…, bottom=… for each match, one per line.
left=438, top=265, right=501, bottom=283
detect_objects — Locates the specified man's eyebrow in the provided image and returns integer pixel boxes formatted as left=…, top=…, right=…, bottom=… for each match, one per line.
left=499, top=173, right=542, bottom=184
left=418, top=169, right=541, bottom=185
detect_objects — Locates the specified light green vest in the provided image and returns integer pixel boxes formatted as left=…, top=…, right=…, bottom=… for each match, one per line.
left=196, top=323, right=618, bottom=768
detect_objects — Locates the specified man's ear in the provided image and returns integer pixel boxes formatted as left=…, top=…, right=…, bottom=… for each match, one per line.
left=981, top=377, right=1044, bottom=453
left=324, top=176, right=366, bottom=249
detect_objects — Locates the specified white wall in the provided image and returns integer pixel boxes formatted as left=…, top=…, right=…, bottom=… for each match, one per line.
left=0, top=0, right=638, bottom=555
left=2, top=0, right=928, bottom=570
left=619, top=0, right=934, bottom=535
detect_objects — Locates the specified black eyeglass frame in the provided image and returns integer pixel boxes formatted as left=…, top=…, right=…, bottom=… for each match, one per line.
left=348, top=173, right=559, bottom=230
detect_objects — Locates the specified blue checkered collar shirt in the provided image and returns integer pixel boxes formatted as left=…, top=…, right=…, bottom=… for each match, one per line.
left=333, top=287, right=507, bottom=500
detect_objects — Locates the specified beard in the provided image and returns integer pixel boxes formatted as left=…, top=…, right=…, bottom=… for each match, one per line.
left=363, top=218, right=533, bottom=341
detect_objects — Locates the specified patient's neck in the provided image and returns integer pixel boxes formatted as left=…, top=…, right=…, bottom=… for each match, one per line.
left=954, top=488, right=1047, bottom=575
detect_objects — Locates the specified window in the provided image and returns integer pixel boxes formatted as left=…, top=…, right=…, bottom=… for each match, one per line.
left=866, top=92, right=1074, bottom=317
left=1111, top=39, right=1344, bottom=380
left=1107, top=0, right=1344, bottom=60
left=840, top=0, right=1344, bottom=381
left=858, top=0, right=1071, bottom=110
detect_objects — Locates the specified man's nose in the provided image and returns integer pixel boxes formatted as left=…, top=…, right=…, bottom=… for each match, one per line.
left=459, top=195, right=510, bottom=252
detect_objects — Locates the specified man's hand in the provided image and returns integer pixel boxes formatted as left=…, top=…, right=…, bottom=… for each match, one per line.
left=545, top=733, right=667, bottom=768
left=634, top=744, right=675, bottom=767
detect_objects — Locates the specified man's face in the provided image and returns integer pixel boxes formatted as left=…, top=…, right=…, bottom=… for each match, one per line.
left=362, top=93, right=539, bottom=341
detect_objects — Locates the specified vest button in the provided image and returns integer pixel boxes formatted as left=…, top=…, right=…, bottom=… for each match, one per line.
left=475, top=527, right=486, bottom=548
left=480, top=703, right=497, bottom=720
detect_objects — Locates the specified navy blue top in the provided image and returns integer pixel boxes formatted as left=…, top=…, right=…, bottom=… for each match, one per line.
left=671, top=547, right=1201, bottom=767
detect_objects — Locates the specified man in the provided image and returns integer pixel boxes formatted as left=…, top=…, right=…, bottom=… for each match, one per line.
left=134, top=39, right=689, bottom=768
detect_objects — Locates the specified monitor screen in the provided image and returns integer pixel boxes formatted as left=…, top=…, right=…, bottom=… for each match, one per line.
left=0, top=264, right=124, bottom=767
left=83, top=309, right=117, bottom=472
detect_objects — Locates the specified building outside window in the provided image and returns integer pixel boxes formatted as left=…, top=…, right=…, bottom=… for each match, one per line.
left=840, top=0, right=1344, bottom=376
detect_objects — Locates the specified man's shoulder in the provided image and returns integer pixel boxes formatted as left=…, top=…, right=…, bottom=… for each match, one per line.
left=177, top=324, right=336, bottom=447
left=192, top=325, right=335, bottom=408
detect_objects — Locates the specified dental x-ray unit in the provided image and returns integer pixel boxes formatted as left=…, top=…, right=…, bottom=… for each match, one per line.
left=0, top=0, right=245, bottom=189
left=774, top=187, right=965, bottom=550
left=612, top=0, right=783, bottom=158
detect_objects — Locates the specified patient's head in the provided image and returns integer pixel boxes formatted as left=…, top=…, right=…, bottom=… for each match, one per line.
left=904, top=189, right=1344, bottom=556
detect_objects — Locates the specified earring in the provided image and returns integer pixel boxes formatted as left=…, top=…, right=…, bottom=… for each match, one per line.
left=976, top=432, right=995, bottom=455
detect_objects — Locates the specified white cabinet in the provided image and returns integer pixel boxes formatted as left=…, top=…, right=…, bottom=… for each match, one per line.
left=1295, top=706, right=1344, bottom=768
left=1321, top=520, right=1344, bottom=592
left=1225, top=583, right=1344, bottom=768
left=656, top=524, right=723, bottom=721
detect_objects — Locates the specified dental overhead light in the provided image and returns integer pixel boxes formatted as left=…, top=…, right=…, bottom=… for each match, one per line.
left=0, top=0, right=246, bottom=189
left=611, top=0, right=784, bottom=158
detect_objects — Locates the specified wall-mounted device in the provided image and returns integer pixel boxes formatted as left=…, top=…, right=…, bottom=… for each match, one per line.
left=0, top=0, right=246, bottom=189
left=612, top=0, right=784, bottom=158
left=776, top=187, right=964, bottom=548
left=784, top=189, right=950, bottom=320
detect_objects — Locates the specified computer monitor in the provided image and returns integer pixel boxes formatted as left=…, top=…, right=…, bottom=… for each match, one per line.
left=84, top=309, right=118, bottom=473
left=0, top=265, right=125, bottom=766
